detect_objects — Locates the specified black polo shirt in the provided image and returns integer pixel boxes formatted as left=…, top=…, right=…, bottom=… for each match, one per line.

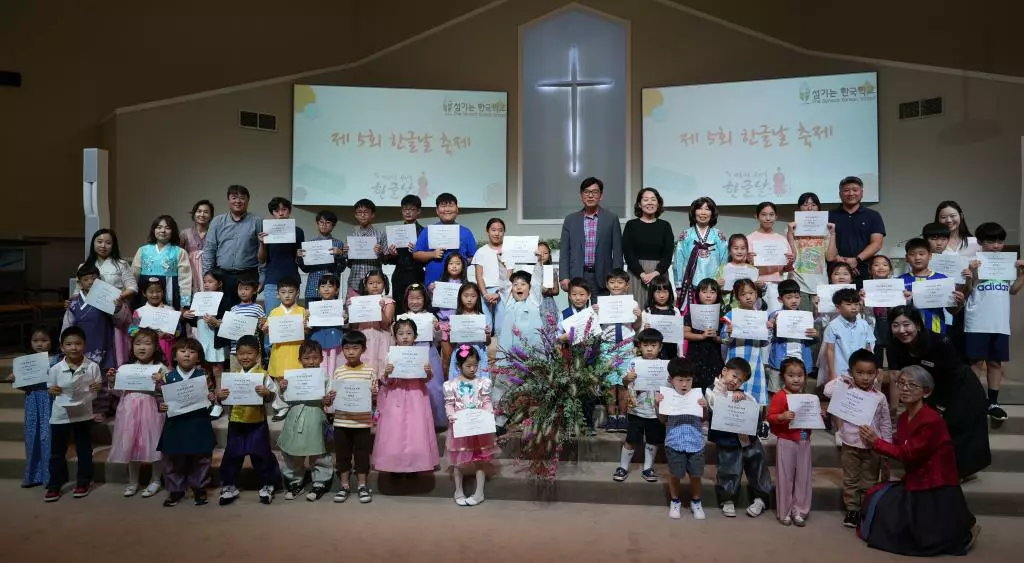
left=829, top=204, right=885, bottom=276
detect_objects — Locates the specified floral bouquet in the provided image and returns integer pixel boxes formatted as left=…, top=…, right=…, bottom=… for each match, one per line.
left=491, top=312, right=632, bottom=479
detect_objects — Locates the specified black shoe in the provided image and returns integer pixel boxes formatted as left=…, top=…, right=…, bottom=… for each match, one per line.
left=306, top=483, right=329, bottom=502
left=757, top=421, right=770, bottom=441
left=988, top=404, right=1008, bottom=422
left=842, top=510, right=860, bottom=528
left=163, top=492, right=185, bottom=507
left=193, top=488, right=208, bottom=506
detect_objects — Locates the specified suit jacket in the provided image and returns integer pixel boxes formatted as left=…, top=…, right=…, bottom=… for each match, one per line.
left=559, top=206, right=623, bottom=291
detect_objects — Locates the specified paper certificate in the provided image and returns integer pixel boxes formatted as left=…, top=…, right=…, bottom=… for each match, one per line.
left=774, top=310, right=814, bottom=340
left=348, top=295, right=383, bottom=324
left=431, top=281, right=461, bottom=310
left=386, top=224, right=418, bottom=249
left=730, top=309, right=769, bottom=340
left=929, top=254, right=967, bottom=284
left=453, top=408, right=497, bottom=438
left=139, top=307, right=181, bottom=335
left=562, top=307, right=596, bottom=343
left=978, top=252, right=1018, bottom=281
left=220, top=373, right=263, bottom=406
left=751, top=237, right=789, bottom=267
left=387, top=346, right=429, bottom=378
left=787, top=394, right=826, bottom=429
left=815, top=284, right=856, bottom=314
left=113, top=364, right=158, bottom=392
left=427, top=224, right=460, bottom=249
left=12, top=352, right=51, bottom=389
left=827, top=385, right=882, bottom=427
left=308, top=300, right=345, bottom=327
left=189, top=291, right=223, bottom=317
left=658, top=387, right=703, bottom=417
left=83, top=278, right=120, bottom=315
left=645, top=314, right=683, bottom=343
left=722, top=264, right=758, bottom=291
left=347, top=236, right=378, bottom=260
left=503, top=236, right=539, bottom=264
left=284, top=368, right=326, bottom=402
left=597, top=295, right=636, bottom=324
left=542, top=265, right=555, bottom=289
left=301, top=239, right=334, bottom=266
left=450, top=314, right=486, bottom=343
left=268, top=315, right=305, bottom=344
left=688, top=304, right=720, bottom=332
left=163, top=377, right=210, bottom=417
left=263, top=219, right=296, bottom=244
left=912, top=278, right=957, bottom=309
left=218, top=311, right=258, bottom=341
left=333, top=379, right=371, bottom=413
left=710, top=395, right=760, bottom=436
left=863, top=279, right=906, bottom=308
left=405, top=312, right=436, bottom=342
left=632, top=359, right=669, bottom=392
left=794, top=211, right=829, bottom=237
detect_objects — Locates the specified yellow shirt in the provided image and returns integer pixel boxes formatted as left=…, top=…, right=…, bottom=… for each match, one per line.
left=331, top=363, right=375, bottom=429
left=267, top=304, right=306, bottom=379
left=229, top=366, right=270, bottom=424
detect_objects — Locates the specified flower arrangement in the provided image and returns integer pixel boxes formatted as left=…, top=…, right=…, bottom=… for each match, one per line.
left=491, top=312, right=632, bottom=479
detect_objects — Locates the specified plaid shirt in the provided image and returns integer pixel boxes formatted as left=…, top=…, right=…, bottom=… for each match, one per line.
left=346, top=225, right=388, bottom=291
left=583, top=210, right=599, bottom=268
left=665, top=413, right=706, bottom=453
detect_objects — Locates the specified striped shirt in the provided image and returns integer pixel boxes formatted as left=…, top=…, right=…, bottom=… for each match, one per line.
left=583, top=210, right=599, bottom=268
left=900, top=270, right=947, bottom=335
left=346, top=225, right=388, bottom=292
left=331, top=363, right=374, bottom=428
left=228, top=302, right=265, bottom=355
left=721, top=309, right=769, bottom=405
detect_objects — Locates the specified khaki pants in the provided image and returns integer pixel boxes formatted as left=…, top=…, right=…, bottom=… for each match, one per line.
left=841, top=445, right=880, bottom=511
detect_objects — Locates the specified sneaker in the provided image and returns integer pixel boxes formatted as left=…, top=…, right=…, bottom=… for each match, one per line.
left=988, top=404, right=1008, bottom=422
left=722, top=501, right=736, bottom=517
left=123, top=484, right=139, bottom=497
left=141, top=482, right=161, bottom=498
left=258, top=485, right=274, bottom=505
left=616, top=416, right=629, bottom=433
left=72, top=484, right=90, bottom=498
left=209, top=404, right=224, bottom=420
left=612, top=467, right=629, bottom=482
left=668, top=499, right=682, bottom=519
left=746, top=498, right=766, bottom=517
left=333, top=488, right=350, bottom=503
left=691, top=500, right=706, bottom=520
left=357, top=485, right=373, bottom=503
left=757, top=422, right=770, bottom=442
left=640, top=468, right=658, bottom=482
left=842, top=510, right=860, bottom=528
left=163, top=492, right=184, bottom=507
left=193, top=488, right=208, bottom=506
left=306, top=483, right=329, bottom=502
left=272, top=407, right=290, bottom=422
left=780, top=515, right=792, bottom=526
left=285, top=482, right=303, bottom=501
left=793, top=514, right=806, bottom=527
left=44, top=490, right=61, bottom=502
left=219, top=486, right=240, bottom=506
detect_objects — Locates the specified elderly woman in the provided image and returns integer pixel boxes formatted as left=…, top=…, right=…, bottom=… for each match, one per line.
left=621, top=187, right=675, bottom=307
left=857, top=366, right=980, bottom=556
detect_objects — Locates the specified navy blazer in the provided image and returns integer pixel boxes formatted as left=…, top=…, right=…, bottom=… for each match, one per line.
left=558, top=206, right=623, bottom=292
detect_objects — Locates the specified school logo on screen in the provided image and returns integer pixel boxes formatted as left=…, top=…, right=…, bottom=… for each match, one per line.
left=442, top=98, right=508, bottom=118
left=800, top=79, right=876, bottom=104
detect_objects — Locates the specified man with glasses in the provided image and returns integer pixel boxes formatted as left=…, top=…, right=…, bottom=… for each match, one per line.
left=203, top=185, right=264, bottom=308
left=388, top=194, right=426, bottom=312
left=558, top=177, right=623, bottom=299
left=828, top=176, right=885, bottom=278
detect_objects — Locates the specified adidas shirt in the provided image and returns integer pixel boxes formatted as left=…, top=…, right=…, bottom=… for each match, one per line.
left=965, top=280, right=1011, bottom=335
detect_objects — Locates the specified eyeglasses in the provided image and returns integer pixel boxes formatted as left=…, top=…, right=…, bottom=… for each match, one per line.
left=354, top=209, right=372, bottom=216
left=581, top=188, right=602, bottom=196
left=895, top=379, right=922, bottom=390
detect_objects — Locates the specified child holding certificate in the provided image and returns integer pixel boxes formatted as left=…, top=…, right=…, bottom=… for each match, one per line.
left=721, top=279, right=769, bottom=409
left=767, top=358, right=814, bottom=526
left=766, top=280, right=817, bottom=399
left=900, top=238, right=953, bottom=336
left=400, top=285, right=446, bottom=428
left=682, top=278, right=723, bottom=391
left=325, top=331, right=376, bottom=504
left=347, top=270, right=395, bottom=380
left=613, top=329, right=666, bottom=484
left=446, top=283, right=492, bottom=381
left=106, top=329, right=166, bottom=498
left=185, top=269, right=230, bottom=420
left=597, top=268, right=643, bottom=433
left=432, top=252, right=469, bottom=372
left=264, top=275, right=307, bottom=421
left=6, top=327, right=58, bottom=488
left=277, top=340, right=333, bottom=502
left=655, top=357, right=708, bottom=520
left=309, top=274, right=344, bottom=375
left=375, top=318, right=439, bottom=477
left=226, top=276, right=265, bottom=373
left=444, top=345, right=499, bottom=506
left=129, top=277, right=182, bottom=363
left=62, top=264, right=116, bottom=418
left=644, top=275, right=681, bottom=359
left=716, top=235, right=761, bottom=311
left=558, top=278, right=600, bottom=435
left=822, top=287, right=876, bottom=444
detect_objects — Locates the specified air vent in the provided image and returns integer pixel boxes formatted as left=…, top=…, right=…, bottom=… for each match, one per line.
left=239, top=110, right=277, bottom=132
left=898, top=101, right=920, bottom=120
left=899, top=97, right=943, bottom=120
left=921, top=97, right=943, bottom=117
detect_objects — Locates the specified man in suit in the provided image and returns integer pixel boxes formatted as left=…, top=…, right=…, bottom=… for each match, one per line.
left=559, top=177, right=623, bottom=300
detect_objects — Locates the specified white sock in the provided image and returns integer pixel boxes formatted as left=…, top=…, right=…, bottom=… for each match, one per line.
left=127, top=461, right=140, bottom=486
left=620, top=446, right=634, bottom=470
left=644, top=444, right=658, bottom=471
left=472, top=469, right=486, bottom=502
left=149, top=462, right=163, bottom=485
left=453, top=467, right=465, bottom=498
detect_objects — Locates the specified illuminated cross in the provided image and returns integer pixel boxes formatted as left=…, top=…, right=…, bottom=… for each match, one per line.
left=536, top=44, right=614, bottom=175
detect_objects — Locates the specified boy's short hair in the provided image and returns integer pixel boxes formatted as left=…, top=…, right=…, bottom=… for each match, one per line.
left=60, top=326, right=86, bottom=344
left=299, top=339, right=323, bottom=358
left=667, top=357, right=696, bottom=379
left=435, top=193, right=458, bottom=206
left=277, top=275, right=301, bottom=291
left=606, top=268, right=629, bottom=283
left=832, top=287, right=860, bottom=306
left=236, top=276, right=259, bottom=290
left=226, top=184, right=249, bottom=199
left=354, top=198, right=376, bottom=213
left=974, top=222, right=1007, bottom=243
left=921, top=223, right=949, bottom=239
left=400, top=194, right=422, bottom=209
left=777, top=279, right=800, bottom=296
left=567, top=277, right=592, bottom=294
left=634, top=328, right=664, bottom=345
left=235, top=335, right=261, bottom=353
left=268, top=197, right=292, bottom=213
left=904, top=237, right=930, bottom=255
left=315, top=210, right=337, bottom=224
left=318, top=274, right=340, bottom=288
left=848, top=348, right=879, bottom=371
left=509, top=270, right=532, bottom=285
left=342, top=330, right=367, bottom=349
left=724, top=357, right=752, bottom=381
left=76, top=264, right=100, bottom=279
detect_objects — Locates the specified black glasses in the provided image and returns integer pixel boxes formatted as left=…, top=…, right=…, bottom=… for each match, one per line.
left=895, top=379, right=922, bottom=390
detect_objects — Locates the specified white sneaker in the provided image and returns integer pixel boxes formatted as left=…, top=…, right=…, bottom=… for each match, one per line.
left=691, top=500, right=706, bottom=520
left=722, top=501, right=736, bottom=517
left=669, top=499, right=682, bottom=519
left=141, top=482, right=161, bottom=498
left=123, top=484, right=138, bottom=497
left=746, top=497, right=766, bottom=517
left=218, top=486, right=240, bottom=506
left=258, top=485, right=274, bottom=505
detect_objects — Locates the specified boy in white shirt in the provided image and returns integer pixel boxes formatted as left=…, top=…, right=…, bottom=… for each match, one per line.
left=613, top=328, right=666, bottom=483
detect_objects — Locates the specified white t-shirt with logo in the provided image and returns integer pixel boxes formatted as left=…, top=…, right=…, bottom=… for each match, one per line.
left=965, top=279, right=1011, bottom=335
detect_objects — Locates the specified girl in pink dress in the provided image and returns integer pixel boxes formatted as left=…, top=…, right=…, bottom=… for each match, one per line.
left=374, top=318, right=440, bottom=476
left=106, top=328, right=166, bottom=498
left=180, top=200, right=214, bottom=295
left=444, top=345, right=499, bottom=506
left=348, top=270, right=395, bottom=379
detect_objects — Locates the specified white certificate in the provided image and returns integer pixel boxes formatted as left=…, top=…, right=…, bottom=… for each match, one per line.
left=722, top=264, right=758, bottom=291
left=139, top=307, right=181, bottom=335
left=405, top=312, right=436, bottom=342
left=163, top=377, right=210, bottom=417
left=929, top=254, right=967, bottom=284
left=787, top=394, right=826, bottom=429
left=815, top=284, right=856, bottom=314
left=388, top=346, right=429, bottom=378
left=688, top=304, right=720, bottom=332
left=347, top=236, right=378, bottom=260
left=308, top=300, right=345, bottom=327
left=453, top=408, right=497, bottom=438
left=386, top=224, right=418, bottom=249
left=431, top=281, right=461, bottom=310
left=113, top=364, right=158, bottom=392
left=632, top=359, right=669, bottom=391
left=794, top=211, right=829, bottom=237
left=912, top=278, right=957, bottom=309
left=863, top=279, right=906, bottom=308
left=562, top=307, right=596, bottom=343
left=333, top=379, right=371, bottom=413
left=827, top=385, right=882, bottom=427
left=645, top=314, right=683, bottom=343
left=348, top=295, right=383, bottom=323
left=597, top=295, right=636, bottom=324
left=730, top=309, right=769, bottom=340
left=269, top=315, right=304, bottom=344
left=263, top=219, right=296, bottom=244
left=220, top=372, right=263, bottom=406
left=427, top=224, right=460, bottom=249
left=751, top=237, right=790, bottom=267
left=503, top=236, right=539, bottom=264
left=450, top=314, right=486, bottom=343
left=542, top=265, right=555, bottom=289
left=301, top=239, right=334, bottom=266
left=83, top=278, right=120, bottom=315
left=218, top=311, right=259, bottom=341
left=710, top=394, right=760, bottom=436
left=284, top=368, right=326, bottom=402
left=775, top=310, right=814, bottom=340
left=978, top=252, right=1018, bottom=281
left=12, top=352, right=51, bottom=389
left=189, top=291, right=223, bottom=317
left=658, top=386, right=703, bottom=417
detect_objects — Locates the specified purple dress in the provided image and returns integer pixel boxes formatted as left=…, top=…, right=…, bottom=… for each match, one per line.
left=180, top=227, right=206, bottom=295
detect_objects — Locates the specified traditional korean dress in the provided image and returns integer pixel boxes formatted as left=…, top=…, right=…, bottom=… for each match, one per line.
left=443, top=377, right=500, bottom=466
left=132, top=243, right=192, bottom=309
left=373, top=344, right=441, bottom=473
